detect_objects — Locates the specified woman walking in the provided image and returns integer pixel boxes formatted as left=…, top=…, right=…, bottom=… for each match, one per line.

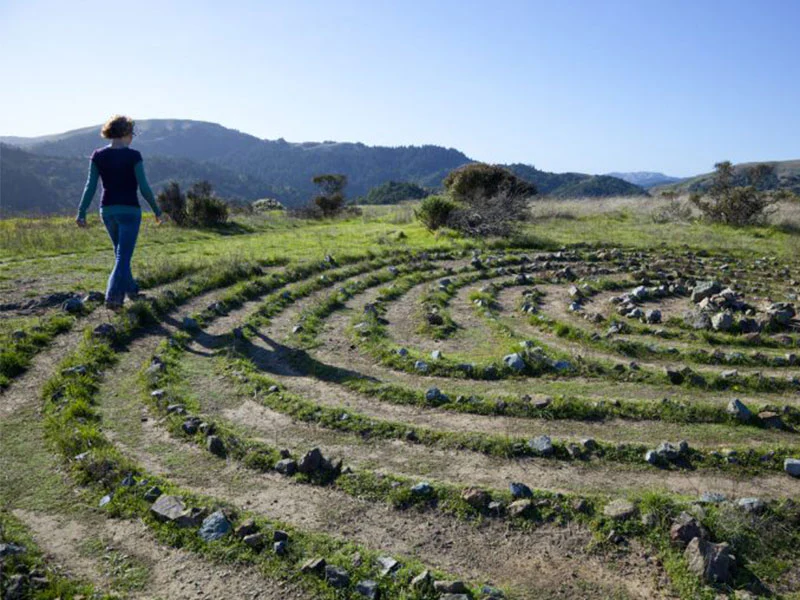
left=76, top=115, right=163, bottom=310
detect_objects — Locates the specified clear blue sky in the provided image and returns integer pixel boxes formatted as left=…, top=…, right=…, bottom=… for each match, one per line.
left=1, top=0, right=798, bottom=176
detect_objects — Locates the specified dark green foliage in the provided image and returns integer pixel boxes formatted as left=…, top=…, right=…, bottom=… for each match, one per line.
left=186, top=181, right=230, bottom=226
left=690, top=161, right=790, bottom=226
left=414, top=195, right=456, bottom=230
left=311, top=174, right=347, bottom=217
left=442, top=164, right=535, bottom=237
left=156, top=181, right=188, bottom=225
left=507, top=163, right=646, bottom=197
left=443, top=163, right=536, bottom=204
left=359, top=180, right=428, bottom=205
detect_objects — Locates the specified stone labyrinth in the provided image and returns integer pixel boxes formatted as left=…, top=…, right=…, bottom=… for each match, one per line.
left=7, top=245, right=800, bottom=599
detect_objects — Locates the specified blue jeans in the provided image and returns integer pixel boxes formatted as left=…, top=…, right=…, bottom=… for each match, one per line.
left=101, top=211, right=141, bottom=304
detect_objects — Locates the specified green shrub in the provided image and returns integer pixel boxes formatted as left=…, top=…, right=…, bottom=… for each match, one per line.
left=156, top=181, right=188, bottom=225
left=252, top=198, right=285, bottom=211
left=690, top=161, right=790, bottom=226
left=415, top=195, right=456, bottom=231
left=186, top=181, right=229, bottom=226
left=312, top=174, right=347, bottom=217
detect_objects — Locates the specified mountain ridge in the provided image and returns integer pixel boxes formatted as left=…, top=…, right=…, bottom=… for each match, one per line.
left=2, top=119, right=647, bottom=216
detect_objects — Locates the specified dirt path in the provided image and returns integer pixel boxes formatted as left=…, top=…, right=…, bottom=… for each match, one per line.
left=97, top=342, right=671, bottom=600
left=15, top=509, right=310, bottom=600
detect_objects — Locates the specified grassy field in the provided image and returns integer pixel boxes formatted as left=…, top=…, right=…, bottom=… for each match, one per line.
left=2, top=198, right=800, bottom=599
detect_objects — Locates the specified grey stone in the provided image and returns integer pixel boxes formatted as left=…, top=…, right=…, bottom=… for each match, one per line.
left=273, top=530, right=289, bottom=542
left=431, top=350, right=443, bottom=360
left=150, top=495, right=187, bottom=522
left=207, top=435, right=226, bottom=457
left=434, top=580, right=469, bottom=594
left=507, top=499, right=533, bottom=518
left=664, top=367, right=684, bottom=385
left=324, top=565, right=350, bottom=588
left=300, top=557, right=326, bottom=575
left=273, top=540, right=288, bottom=555
left=727, top=399, right=752, bottom=422
left=411, top=482, right=433, bottom=496
left=234, top=519, right=258, bottom=538
left=737, top=497, right=767, bottom=514
left=414, top=360, right=429, bottom=373
left=699, top=491, right=727, bottom=504
left=503, top=353, right=526, bottom=372
left=275, top=458, right=297, bottom=475
left=509, top=482, right=532, bottom=499
left=655, top=442, right=680, bottom=461
left=411, top=570, right=433, bottom=591
left=644, top=450, right=658, bottom=465
left=603, top=499, right=636, bottom=520
left=645, top=309, right=661, bottom=324
left=182, top=317, right=199, bottom=330
left=243, top=533, right=265, bottom=549
left=528, top=435, right=554, bottom=457
left=356, top=580, right=380, bottom=599
left=198, top=511, right=231, bottom=542
left=298, top=448, right=323, bottom=473
left=0, top=543, right=25, bottom=557
left=377, top=555, right=401, bottom=576
left=461, top=487, right=491, bottom=509
left=691, top=281, right=721, bottom=303
left=785, top=458, right=800, bottom=477
left=711, top=312, right=734, bottom=332
left=670, top=512, right=709, bottom=547
left=62, top=297, right=84, bottom=313
left=684, top=537, right=735, bottom=584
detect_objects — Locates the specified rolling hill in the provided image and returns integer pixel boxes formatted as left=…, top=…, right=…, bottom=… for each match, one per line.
left=653, top=160, right=800, bottom=195
left=606, top=171, right=682, bottom=188
left=1, top=119, right=647, bottom=216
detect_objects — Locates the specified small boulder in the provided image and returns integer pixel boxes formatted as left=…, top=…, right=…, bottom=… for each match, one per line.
left=727, top=399, right=752, bottom=422
left=785, top=458, right=800, bottom=478
left=324, top=565, right=350, bottom=589
left=507, top=499, right=533, bottom=518
left=670, top=512, right=709, bottom=547
left=198, top=511, right=231, bottom=542
left=503, top=353, right=526, bottom=372
left=300, top=557, right=327, bottom=575
left=509, top=482, right=532, bottom=499
left=527, top=435, right=554, bottom=457
left=298, top=448, right=323, bottom=474
left=684, top=537, right=735, bottom=584
left=603, top=499, right=636, bottom=520
left=206, top=435, right=226, bottom=457
left=434, top=581, right=469, bottom=594
left=275, top=458, right=297, bottom=476
left=711, top=312, right=733, bottom=332
left=461, top=487, right=491, bottom=509
left=356, top=580, right=380, bottom=599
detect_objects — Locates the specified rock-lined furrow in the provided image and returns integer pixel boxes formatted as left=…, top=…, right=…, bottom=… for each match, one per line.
left=216, top=396, right=800, bottom=500
left=97, top=354, right=670, bottom=600
left=511, top=284, right=800, bottom=380
left=231, top=334, right=795, bottom=449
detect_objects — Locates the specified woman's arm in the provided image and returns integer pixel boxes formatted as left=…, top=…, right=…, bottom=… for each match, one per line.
left=76, top=161, right=99, bottom=222
left=134, top=160, right=162, bottom=217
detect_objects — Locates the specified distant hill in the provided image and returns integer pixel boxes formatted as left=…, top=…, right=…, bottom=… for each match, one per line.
left=1, top=119, right=648, bottom=216
left=507, top=164, right=646, bottom=198
left=0, top=143, right=288, bottom=217
left=357, top=181, right=429, bottom=205
left=654, top=160, right=800, bottom=195
left=606, top=171, right=681, bottom=189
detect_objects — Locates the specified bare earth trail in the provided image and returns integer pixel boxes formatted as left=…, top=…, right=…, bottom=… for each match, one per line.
left=98, top=338, right=670, bottom=600
left=0, top=274, right=317, bottom=599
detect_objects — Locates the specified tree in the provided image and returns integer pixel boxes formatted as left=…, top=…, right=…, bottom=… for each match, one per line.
left=312, top=174, right=347, bottom=217
left=439, top=163, right=536, bottom=236
left=690, top=161, right=790, bottom=226
left=443, top=163, right=536, bottom=205
left=156, top=181, right=188, bottom=225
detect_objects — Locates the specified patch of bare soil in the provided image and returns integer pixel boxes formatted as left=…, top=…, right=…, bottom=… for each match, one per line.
left=15, top=509, right=310, bottom=600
